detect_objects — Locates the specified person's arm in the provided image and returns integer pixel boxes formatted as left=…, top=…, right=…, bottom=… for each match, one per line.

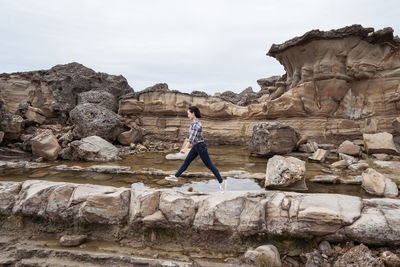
left=181, top=122, right=198, bottom=153
left=180, top=141, right=191, bottom=154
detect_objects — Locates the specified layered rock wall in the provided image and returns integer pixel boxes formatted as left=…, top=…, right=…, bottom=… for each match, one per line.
left=1, top=180, right=400, bottom=246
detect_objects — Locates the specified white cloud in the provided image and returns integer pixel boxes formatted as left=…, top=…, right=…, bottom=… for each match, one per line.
left=0, top=0, right=398, bottom=94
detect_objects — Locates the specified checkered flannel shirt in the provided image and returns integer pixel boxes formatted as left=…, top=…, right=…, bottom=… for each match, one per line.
left=188, top=119, right=204, bottom=145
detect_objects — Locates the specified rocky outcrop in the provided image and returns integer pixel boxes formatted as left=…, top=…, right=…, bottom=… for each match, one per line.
left=248, top=122, right=300, bottom=156
left=0, top=62, right=132, bottom=116
left=60, top=136, right=120, bottom=162
left=70, top=103, right=124, bottom=142
left=2, top=180, right=399, bottom=246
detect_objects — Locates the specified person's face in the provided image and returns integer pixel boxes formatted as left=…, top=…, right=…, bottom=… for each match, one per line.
left=187, top=110, right=195, bottom=120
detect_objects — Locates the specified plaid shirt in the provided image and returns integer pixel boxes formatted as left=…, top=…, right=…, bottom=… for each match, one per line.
left=188, top=119, right=204, bottom=145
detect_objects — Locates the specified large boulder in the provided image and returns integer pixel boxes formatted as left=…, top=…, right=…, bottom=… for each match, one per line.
left=361, top=168, right=398, bottom=197
left=363, top=132, right=399, bottom=155
left=77, top=90, right=118, bottom=112
left=60, top=136, right=119, bottom=162
left=265, top=155, right=306, bottom=189
left=249, top=122, right=300, bottom=157
left=31, top=132, right=61, bottom=161
left=70, top=103, right=124, bottom=142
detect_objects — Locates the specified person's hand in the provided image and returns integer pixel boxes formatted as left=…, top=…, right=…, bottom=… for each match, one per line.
left=180, top=149, right=187, bottom=154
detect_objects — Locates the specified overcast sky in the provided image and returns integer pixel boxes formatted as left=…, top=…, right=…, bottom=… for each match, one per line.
left=0, top=0, right=398, bottom=94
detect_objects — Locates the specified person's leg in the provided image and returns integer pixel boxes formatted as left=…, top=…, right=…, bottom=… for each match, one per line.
left=174, top=145, right=199, bottom=177
left=197, top=142, right=223, bottom=183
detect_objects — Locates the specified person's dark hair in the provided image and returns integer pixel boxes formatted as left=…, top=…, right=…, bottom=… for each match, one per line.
left=188, top=106, right=201, bottom=118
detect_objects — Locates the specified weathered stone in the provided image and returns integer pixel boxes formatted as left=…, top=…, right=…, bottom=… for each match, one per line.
left=0, top=131, right=3, bottom=144
left=117, top=124, right=143, bottom=145
left=31, top=132, right=61, bottom=161
left=70, top=103, right=124, bottom=142
left=337, top=198, right=400, bottom=245
left=265, top=192, right=362, bottom=236
left=243, top=245, right=282, bottom=267
left=62, top=136, right=119, bottom=162
left=58, top=130, right=74, bottom=147
left=372, top=153, right=392, bottom=161
left=362, top=168, right=386, bottom=196
left=59, top=235, right=87, bottom=247
left=79, top=187, right=130, bottom=224
left=0, top=182, right=22, bottom=214
left=118, top=98, right=144, bottom=115
left=330, top=160, right=347, bottom=168
left=77, top=90, right=118, bottom=112
left=265, top=155, right=306, bottom=188
left=129, top=188, right=161, bottom=224
left=308, top=149, right=329, bottom=162
left=159, top=191, right=196, bottom=226
left=24, top=106, right=46, bottom=124
left=337, top=140, right=361, bottom=156
left=392, top=117, right=400, bottom=134
left=0, top=112, right=24, bottom=140
left=333, top=244, right=384, bottom=267
left=249, top=122, right=300, bottom=156
left=380, top=251, right=400, bottom=267
left=363, top=132, right=399, bottom=155
left=338, top=153, right=357, bottom=165
left=384, top=178, right=399, bottom=197
left=348, top=162, right=369, bottom=171
left=319, top=240, right=333, bottom=257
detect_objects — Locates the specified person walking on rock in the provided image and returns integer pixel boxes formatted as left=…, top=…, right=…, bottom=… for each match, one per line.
left=165, top=106, right=227, bottom=191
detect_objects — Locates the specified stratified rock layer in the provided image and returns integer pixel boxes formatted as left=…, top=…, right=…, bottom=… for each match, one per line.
left=1, top=180, right=400, bottom=246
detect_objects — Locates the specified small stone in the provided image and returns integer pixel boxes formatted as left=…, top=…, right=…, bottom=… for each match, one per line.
left=319, top=240, right=333, bottom=257
left=372, top=153, right=392, bottom=161
left=59, top=235, right=87, bottom=247
left=337, top=140, right=361, bottom=156
left=330, top=160, right=347, bottom=168
left=308, top=149, right=329, bottom=163
left=380, top=251, right=400, bottom=267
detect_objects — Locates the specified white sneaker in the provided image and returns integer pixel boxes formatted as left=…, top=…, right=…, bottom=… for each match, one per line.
left=165, top=175, right=178, bottom=182
left=219, top=180, right=227, bottom=191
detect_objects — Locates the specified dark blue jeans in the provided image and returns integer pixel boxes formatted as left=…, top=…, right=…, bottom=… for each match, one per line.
left=175, top=142, right=223, bottom=183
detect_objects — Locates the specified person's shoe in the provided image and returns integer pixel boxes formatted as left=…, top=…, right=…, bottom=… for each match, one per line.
left=219, top=179, right=227, bottom=191
left=165, top=175, right=178, bottom=182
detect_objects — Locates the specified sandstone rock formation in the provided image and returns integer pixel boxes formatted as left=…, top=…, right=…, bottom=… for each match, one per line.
left=30, top=131, right=61, bottom=161
left=363, top=132, right=399, bottom=155
left=60, top=136, right=120, bottom=162
left=248, top=122, right=300, bottom=156
left=1, top=180, right=400, bottom=246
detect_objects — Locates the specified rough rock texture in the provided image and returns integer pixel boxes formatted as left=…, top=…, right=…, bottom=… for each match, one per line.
left=59, top=235, right=87, bottom=247
left=249, top=122, right=300, bottom=156
left=0, top=62, right=132, bottom=115
left=1, top=180, right=400, bottom=246
left=77, top=90, right=118, bottom=112
left=70, top=103, right=124, bottom=142
left=265, top=155, right=306, bottom=188
left=363, top=132, right=399, bottom=155
left=30, top=132, right=61, bottom=161
left=361, top=168, right=399, bottom=197
left=242, top=245, right=282, bottom=267
left=117, top=123, right=143, bottom=145
left=337, top=140, right=361, bottom=156
left=333, top=244, right=384, bottom=267
left=60, top=136, right=119, bottom=162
